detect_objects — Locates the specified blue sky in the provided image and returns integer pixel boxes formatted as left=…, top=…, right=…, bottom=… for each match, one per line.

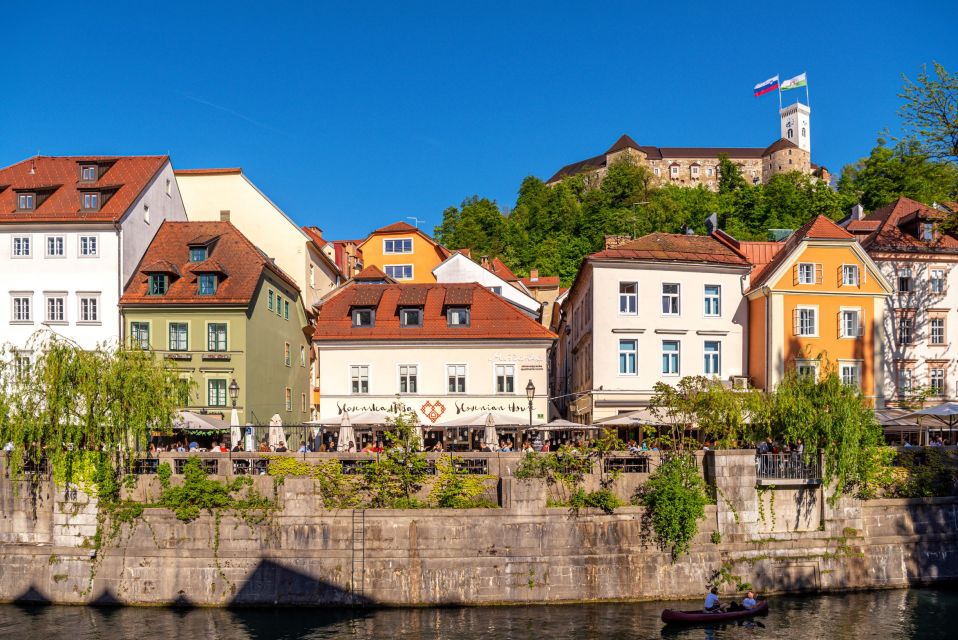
left=2, top=1, right=956, bottom=239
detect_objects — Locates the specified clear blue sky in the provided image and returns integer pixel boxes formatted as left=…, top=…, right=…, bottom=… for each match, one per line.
left=2, top=1, right=956, bottom=240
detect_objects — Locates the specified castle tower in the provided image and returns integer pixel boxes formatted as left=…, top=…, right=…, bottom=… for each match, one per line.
left=780, top=102, right=810, bottom=153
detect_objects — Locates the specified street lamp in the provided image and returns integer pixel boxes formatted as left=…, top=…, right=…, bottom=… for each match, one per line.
left=525, top=379, right=535, bottom=427
left=228, top=378, right=239, bottom=408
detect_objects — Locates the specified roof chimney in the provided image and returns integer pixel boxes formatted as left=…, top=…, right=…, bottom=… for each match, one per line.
left=530, top=268, right=539, bottom=282
left=219, top=209, right=231, bottom=222
left=604, top=235, right=631, bottom=250
left=851, top=203, right=864, bottom=221
left=705, top=212, right=719, bottom=235
left=480, top=256, right=491, bottom=269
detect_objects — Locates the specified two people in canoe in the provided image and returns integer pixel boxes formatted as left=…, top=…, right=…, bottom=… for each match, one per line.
left=704, top=586, right=758, bottom=613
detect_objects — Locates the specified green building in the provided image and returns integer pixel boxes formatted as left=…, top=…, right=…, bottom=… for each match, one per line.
left=120, top=221, right=311, bottom=426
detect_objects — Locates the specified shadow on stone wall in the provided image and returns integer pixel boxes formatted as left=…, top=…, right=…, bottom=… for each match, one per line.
left=229, top=559, right=372, bottom=607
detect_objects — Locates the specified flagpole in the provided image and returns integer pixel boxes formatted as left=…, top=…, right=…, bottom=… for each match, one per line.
left=778, top=82, right=783, bottom=113
left=805, top=74, right=810, bottom=108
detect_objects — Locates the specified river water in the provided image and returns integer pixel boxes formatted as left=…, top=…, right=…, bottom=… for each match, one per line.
left=0, top=588, right=955, bottom=639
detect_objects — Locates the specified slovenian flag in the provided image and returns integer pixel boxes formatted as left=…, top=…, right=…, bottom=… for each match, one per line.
left=781, top=73, right=807, bottom=91
left=753, top=75, right=780, bottom=97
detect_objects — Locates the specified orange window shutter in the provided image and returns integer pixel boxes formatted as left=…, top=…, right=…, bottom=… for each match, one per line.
left=793, top=308, right=800, bottom=335
left=792, top=264, right=799, bottom=286
left=815, top=264, right=823, bottom=284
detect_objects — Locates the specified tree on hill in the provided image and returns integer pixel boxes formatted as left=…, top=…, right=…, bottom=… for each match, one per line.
left=899, top=61, right=958, bottom=163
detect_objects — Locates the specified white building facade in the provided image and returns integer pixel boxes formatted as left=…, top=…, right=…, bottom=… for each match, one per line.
left=555, top=233, right=751, bottom=424
left=433, top=252, right=541, bottom=317
left=0, top=156, right=186, bottom=351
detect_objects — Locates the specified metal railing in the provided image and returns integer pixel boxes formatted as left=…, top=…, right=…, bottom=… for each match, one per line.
left=755, top=452, right=821, bottom=482
left=604, top=456, right=651, bottom=474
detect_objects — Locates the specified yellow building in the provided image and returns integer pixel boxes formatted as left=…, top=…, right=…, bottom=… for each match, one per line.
left=357, top=221, right=450, bottom=283
left=723, top=216, right=892, bottom=404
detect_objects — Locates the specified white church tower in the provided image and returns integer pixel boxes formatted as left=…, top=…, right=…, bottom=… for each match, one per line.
left=780, top=102, right=811, bottom=153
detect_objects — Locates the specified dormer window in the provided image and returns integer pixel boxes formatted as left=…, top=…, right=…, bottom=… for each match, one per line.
left=921, top=223, right=934, bottom=242
left=447, top=307, right=470, bottom=327
left=17, top=193, right=35, bottom=210
left=81, top=192, right=100, bottom=211
left=400, top=307, right=422, bottom=327
left=198, top=274, right=217, bottom=295
left=352, top=308, right=375, bottom=327
left=190, top=246, right=208, bottom=262
left=384, top=238, right=413, bottom=254
left=80, top=165, right=97, bottom=182
left=149, top=274, right=168, bottom=295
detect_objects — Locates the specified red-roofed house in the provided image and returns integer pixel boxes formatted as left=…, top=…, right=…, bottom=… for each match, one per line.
left=844, top=197, right=958, bottom=409
left=313, top=282, right=555, bottom=447
left=357, top=221, right=450, bottom=283
left=552, top=231, right=753, bottom=424
left=727, top=215, right=893, bottom=403
left=0, top=155, right=186, bottom=350
left=120, top=221, right=311, bottom=427
left=433, top=251, right=541, bottom=317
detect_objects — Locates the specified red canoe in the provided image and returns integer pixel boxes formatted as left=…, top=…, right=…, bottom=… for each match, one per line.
left=661, top=600, right=769, bottom=624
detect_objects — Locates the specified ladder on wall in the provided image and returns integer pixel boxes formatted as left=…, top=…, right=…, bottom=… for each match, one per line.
left=351, top=508, right=365, bottom=601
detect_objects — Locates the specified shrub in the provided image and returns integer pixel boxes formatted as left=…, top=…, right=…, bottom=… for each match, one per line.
left=635, top=453, right=709, bottom=561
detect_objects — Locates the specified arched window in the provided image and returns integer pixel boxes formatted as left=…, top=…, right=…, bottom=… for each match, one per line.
left=787, top=128, right=793, bottom=138
left=801, top=127, right=806, bottom=137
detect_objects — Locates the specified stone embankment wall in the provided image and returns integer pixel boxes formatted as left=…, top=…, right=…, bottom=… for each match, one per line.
left=1, top=450, right=956, bottom=607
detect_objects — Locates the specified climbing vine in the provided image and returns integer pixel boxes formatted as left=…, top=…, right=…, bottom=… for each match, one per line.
left=634, top=453, right=709, bottom=561
left=429, top=457, right=496, bottom=508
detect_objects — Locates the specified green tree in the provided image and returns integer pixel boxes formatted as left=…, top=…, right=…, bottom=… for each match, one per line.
left=717, top=153, right=746, bottom=194
left=360, top=411, right=429, bottom=508
left=0, top=332, right=183, bottom=486
left=899, top=62, right=958, bottom=162
left=636, top=453, right=709, bottom=560
left=649, top=377, right=761, bottom=449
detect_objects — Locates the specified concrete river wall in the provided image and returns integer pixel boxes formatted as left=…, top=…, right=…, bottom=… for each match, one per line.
left=1, top=450, right=956, bottom=606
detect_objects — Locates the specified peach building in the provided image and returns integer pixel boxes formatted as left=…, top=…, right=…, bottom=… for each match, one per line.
left=726, top=216, right=893, bottom=404
left=357, top=221, right=450, bottom=283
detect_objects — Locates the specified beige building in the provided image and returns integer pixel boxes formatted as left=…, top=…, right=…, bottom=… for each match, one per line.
left=546, top=103, right=827, bottom=190
left=174, top=168, right=341, bottom=309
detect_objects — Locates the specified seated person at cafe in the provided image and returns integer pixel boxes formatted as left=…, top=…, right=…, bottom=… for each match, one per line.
left=275, top=441, right=288, bottom=453
left=232, top=441, right=244, bottom=452
left=298, top=443, right=309, bottom=453
left=431, top=441, right=444, bottom=452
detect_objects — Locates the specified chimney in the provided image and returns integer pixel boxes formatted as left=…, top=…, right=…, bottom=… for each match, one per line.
left=480, top=256, right=491, bottom=269
left=219, top=209, right=231, bottom=222
left=530, top=268, right=539, bottom=282
left=851, top=203, right=864, bottom=221
left=705, top=212, right=719, bottom=235
left=604, top=235, right=631, bottom=250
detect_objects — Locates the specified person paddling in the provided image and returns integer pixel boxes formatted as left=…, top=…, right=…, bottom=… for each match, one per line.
left=704, top=586, right=723, bottom=613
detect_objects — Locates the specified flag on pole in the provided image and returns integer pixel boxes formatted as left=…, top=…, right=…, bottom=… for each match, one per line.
left=781, top=73, right=807, bottom=91
left=753, top=75, right=780, bottom=97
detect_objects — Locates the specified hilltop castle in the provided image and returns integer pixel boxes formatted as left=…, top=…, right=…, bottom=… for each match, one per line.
left=546, top=102, right=827, bottom=190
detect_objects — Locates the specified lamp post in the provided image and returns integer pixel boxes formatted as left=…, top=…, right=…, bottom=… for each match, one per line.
left=228, top=378, right=239, bottom=408
left=525, top=379, right=535, bottom=428
left=228, top=379, right=241, bottom=450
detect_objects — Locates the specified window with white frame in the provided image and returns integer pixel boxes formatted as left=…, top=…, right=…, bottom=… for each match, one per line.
left=797, top=263, right=816, bottom=284
left=208, top=379, right=227, bottom=407
left=841, top=309, right=862, bottom=338
left=930, top=269, right=945, bottom=294
left=46, top=236, right=65, bottom=257
left=447, top=307, right=470, bottom=326
left=45, top=295, right=65, bottom=323
left=12, top=236, right=31, bottom=257
left=81, top=192, right=100, bottom=210
left=495, top=364, right=515, bottom=393
left=78, top=235, right=98, bottom=257
left=691, top=165, right=700, bottom=176
left=704, top=285, right=721, bottom=316
left=670, top=165, right=679, bottom=177
left=168, top=322, right=188, bottom=351
left=898, top=366, right=914, bottom=396
left=706, top=167, right=714, bottom=177
left=619, top=282, right=637, bottom=314
left=921, top=223, right=934, bottom=242
left=842, top=264, right=859, bottom=286
left=796, top=359, right=820, bottom=379
left=618, top=339, right=637, bottom=375
left=399, top=364, right=418, bottom=393
left=385, top=264, right=413, bottom=280
left=400, top=307, right=422, bottom=327
left=17, top=193, right=35, bottom=210
left=898, top=268, right=913, bottom=293
left=661, top=340, right=680, bottom=375
left=930, top=367, right=946, bottom=396
left=930, top=316, right=946, bottom=345
left=352, top=308, right=375, bottom=327
left=130, top=322, right=150, bottom=349
left=840, top=362, right=861, bottom=387
left=81, top=165, right=97, bottom=181
left=447, top=364, right=466, bottom=393
left=198, top=274, right=217, bottom=295
left=795, top=306, right=817, bottom=336
left=78, top=295, right=99, bottom=323
left=704, top=341, right=721, bottom=375
left=284, top=342, right=291, bottom=367
left=207, top=323, right=227, bottom=351
left=300, top=345, right=306, bottom=367
left=662, top=283, right=679, bottom=315
left=898, top=312, right=915, bottom=345
left=350, top=365, right=370, bottom=394
left=383, top=238, right=413, bottom=254
left=11, top=295, right=32, bottom=322
left=285, top=388, right=292, bottom=411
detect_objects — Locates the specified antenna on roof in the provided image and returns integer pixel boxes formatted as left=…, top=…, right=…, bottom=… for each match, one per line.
left=406, top=216, right=425, bottom=228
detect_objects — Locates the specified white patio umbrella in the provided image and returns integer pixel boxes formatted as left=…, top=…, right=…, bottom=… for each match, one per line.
left=175, top=411, right=230, bottom=431
left=268, top=414, right=286, bottom=449
left=904, top=402, right=958, bottom=445
left=483, top=413, right=499, bottom=448
left=337, top=412, right=356, bottom=452
left=230, top=407, right=242, bottom=451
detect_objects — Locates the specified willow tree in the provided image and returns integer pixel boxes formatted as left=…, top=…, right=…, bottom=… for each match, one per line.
left=0, top=332, right=183, bottom=488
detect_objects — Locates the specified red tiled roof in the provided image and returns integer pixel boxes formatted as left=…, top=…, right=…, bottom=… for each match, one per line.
left=482, top=257, right=519, bottom=281
left=744, top=215, right=855, bottom=289
left=174, top=168, right=242, bottom=176
left=589, top=232, right=751, bottom=266
left=0, top=155, right=168, bottom=224
left=857, top=197, right=958, bottom=254
left=302, top=225, right=326, bottom=247
left=353, top=265, right=394, bottom=282
left=521, top=275, right=561, bottom=288
left=313, top=282, right=556, bottom=342
left=373, top=221, right=419, bottom=234
left=846, top=219, right=882, bottom=233
left=120, top=221, right=298, bottom=306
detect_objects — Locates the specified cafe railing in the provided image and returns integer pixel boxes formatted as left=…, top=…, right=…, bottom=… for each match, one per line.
left=755, top=452, right=821, bottom=482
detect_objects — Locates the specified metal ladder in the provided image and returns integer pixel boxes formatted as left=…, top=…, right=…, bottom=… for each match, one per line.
left=351, top=509, right=365, bottom=600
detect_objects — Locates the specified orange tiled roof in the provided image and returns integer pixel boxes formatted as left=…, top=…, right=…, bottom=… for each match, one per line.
left=483, top=257, right=519, bottom=281
left=744, top=215, right=855, bottom=289
left=589, top=232, right=751, bottom=266
left=521, top=275, right=561, bottom=288
left=856, top=197, right=958, bottom=254
left=353, top=265, right=395, bottom=282
left=372, top=221, right=419, bottom=234
left=0, top=155, right=168, bottom=224
left=120, top=221, right=298, bottom=306
left=313, top=282, right=556, bottom=342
